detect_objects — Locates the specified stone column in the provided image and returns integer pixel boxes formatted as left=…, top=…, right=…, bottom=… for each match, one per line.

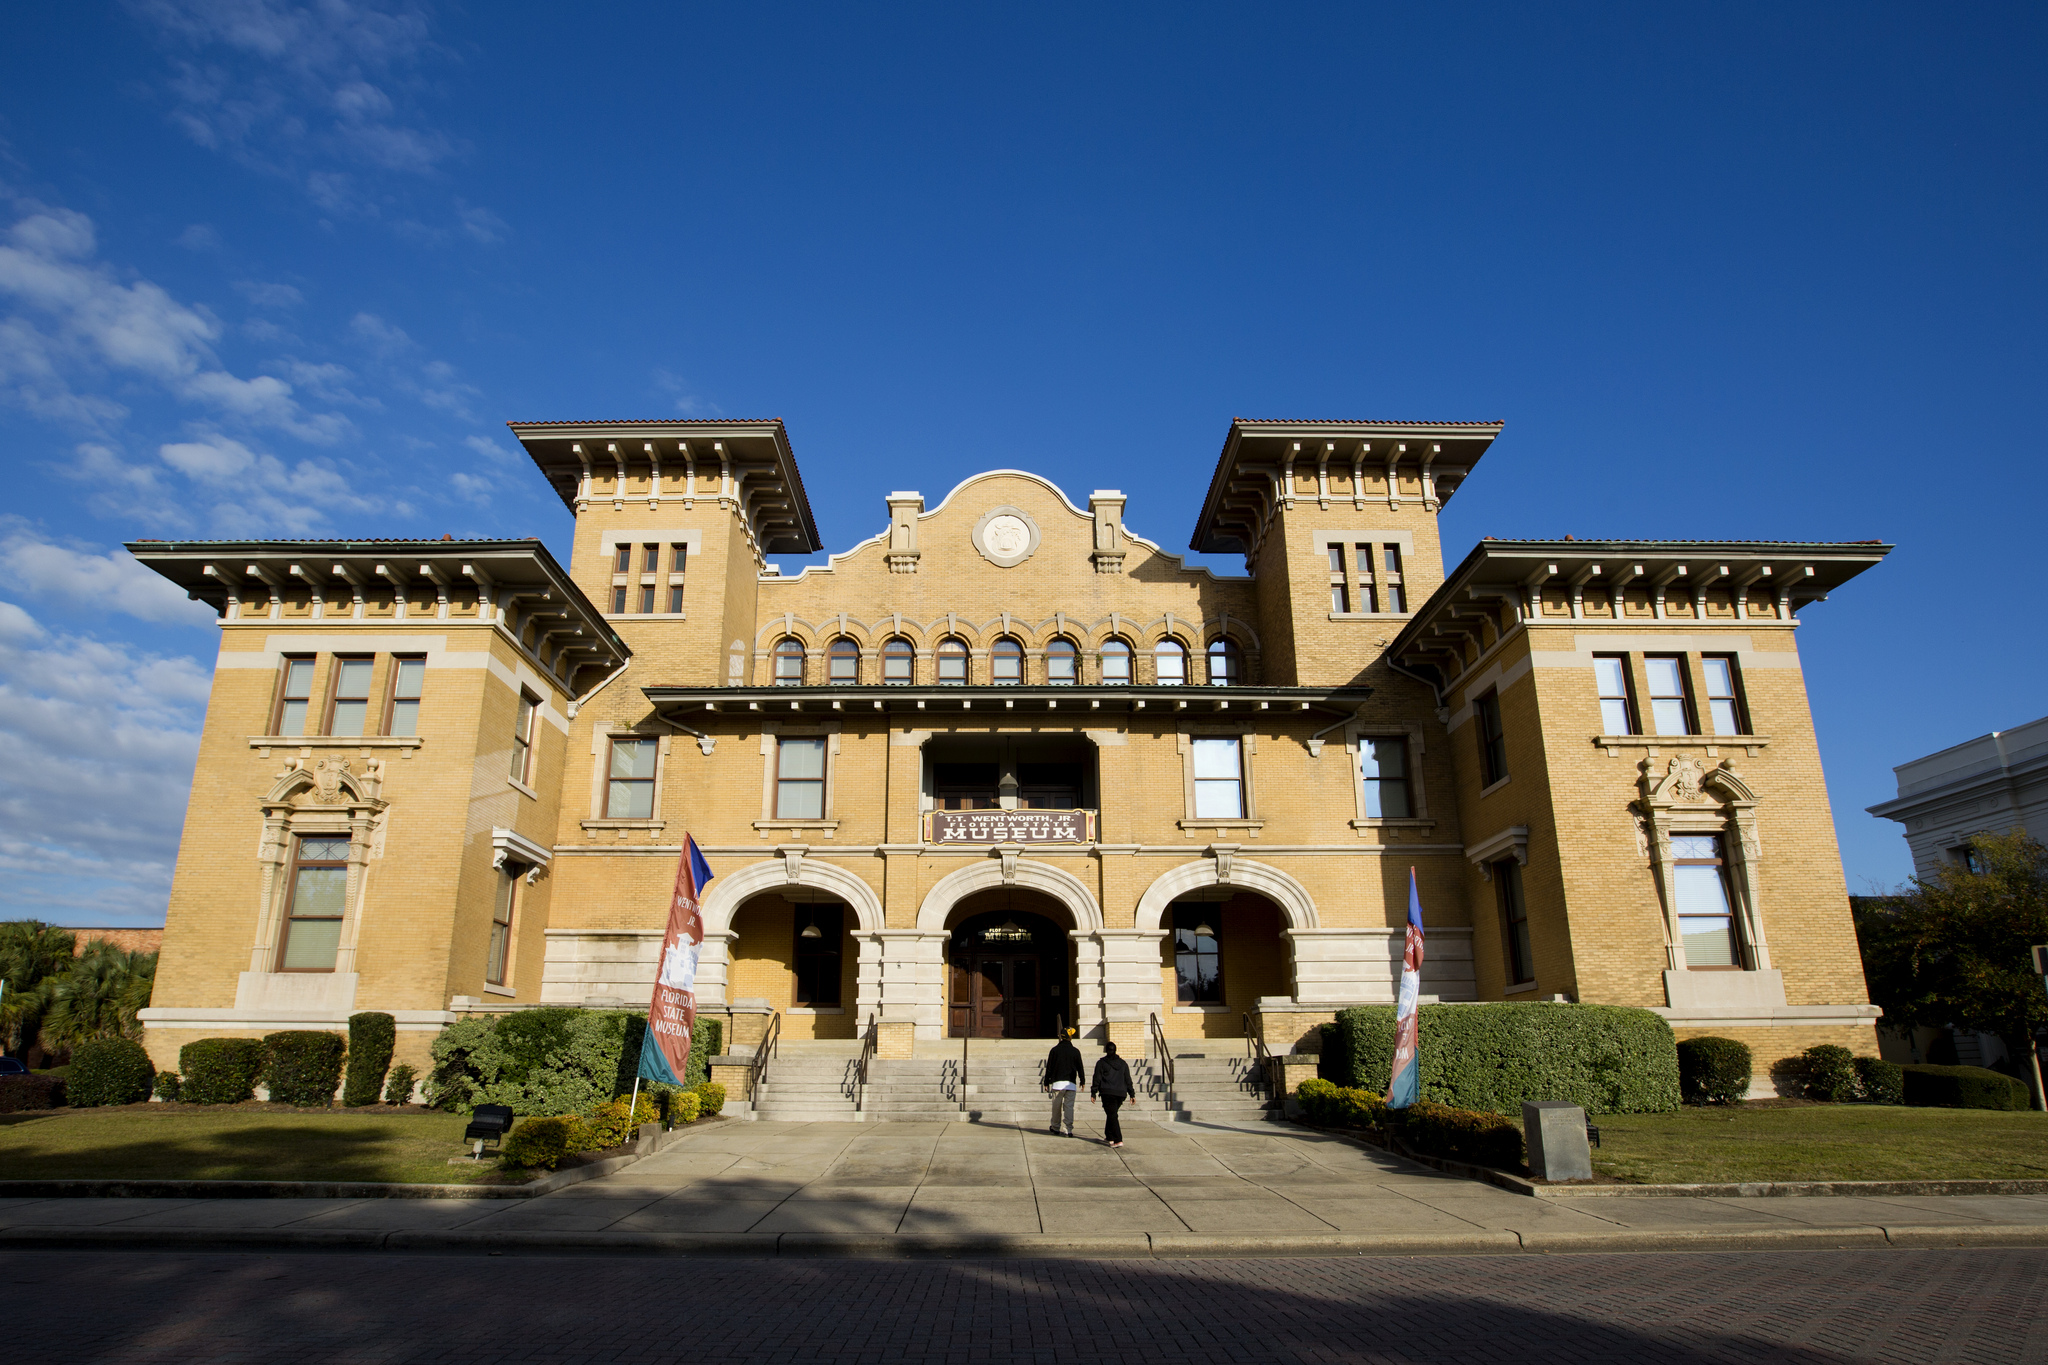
left=1095, top=928, right=1166, bottom=1050
left=872, top=928, right=949, bottom=1049
left=694, top=931, right=736, bottom=1008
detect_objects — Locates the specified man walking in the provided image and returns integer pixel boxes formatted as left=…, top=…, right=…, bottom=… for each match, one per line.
left=1090, top=1039, right=1135, bottom=1148
left=1043, top=1028, right=1084, bottom=1136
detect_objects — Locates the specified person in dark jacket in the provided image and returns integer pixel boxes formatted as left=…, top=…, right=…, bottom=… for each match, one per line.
left=1042, top=1030, right=1085, bottom=1136
left=1089, top=1040, right=1135, bottom=1147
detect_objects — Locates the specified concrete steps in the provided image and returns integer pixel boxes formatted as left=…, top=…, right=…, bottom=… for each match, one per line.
left=751, top=1054, right=861, bottom=1122
left=1161, top=1054, right=1275, bottom=1124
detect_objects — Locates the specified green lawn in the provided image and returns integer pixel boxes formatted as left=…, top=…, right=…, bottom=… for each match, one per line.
left=1592, top=1104, right=2048, bottom=1184
left=0, top=1106, right=531, bottom=1185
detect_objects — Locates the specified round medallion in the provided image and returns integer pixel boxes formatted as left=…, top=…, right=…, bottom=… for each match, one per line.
left=971, top=506, right=1041, bottom=568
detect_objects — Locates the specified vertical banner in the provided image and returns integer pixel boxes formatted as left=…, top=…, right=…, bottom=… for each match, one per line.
left=1387, top=866, right=1426, bottom=1109
left=636, top=834, right=715, bottom=1087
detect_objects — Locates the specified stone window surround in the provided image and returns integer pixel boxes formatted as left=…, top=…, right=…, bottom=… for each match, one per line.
left=1341, top=719, right=1432, bottom=831
left=1175, top=724, right=1263, bottom=836
left=1639, top=762, right=1771, bottom=975
left=755, top=720, right=843, bottom=837
left=250, top=764, right=387, bottom=981
left=582, top=726, right=673, bottom=835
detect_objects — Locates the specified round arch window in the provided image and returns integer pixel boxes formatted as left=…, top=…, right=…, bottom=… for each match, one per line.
left=1207, top=637, right=1243, bottom=686
left=774, top=637, right=806, bottom=686
left=1045, top=637, right=1078, bottom=685
left=1154, top=638, right=1187, bottom=686
left=883, top=636, right=915, bottom=684
left=828, top=637, right=860, bottom=683
left=991, top=636, right=1024, bottom=685
left=937, top=637, right=969, bottom=685
left=1099, top=638, right=1132, bottom=685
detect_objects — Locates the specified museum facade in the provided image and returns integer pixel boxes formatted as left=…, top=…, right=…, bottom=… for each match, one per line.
left=131, top=417, right=1890, bottom=1095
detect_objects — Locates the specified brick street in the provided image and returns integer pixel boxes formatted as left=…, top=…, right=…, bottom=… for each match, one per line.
left=7, top=1247, right=2046, bottom=1365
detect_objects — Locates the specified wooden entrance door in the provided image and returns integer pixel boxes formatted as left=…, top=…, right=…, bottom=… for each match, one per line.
left=964, top=953, right=1042, bottom=1038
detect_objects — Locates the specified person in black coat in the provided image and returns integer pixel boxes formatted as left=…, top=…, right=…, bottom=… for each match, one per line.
left=1042, top=1030, right=1085, bottom=1136
left=1089, top=1040, right=1135, bottom=1148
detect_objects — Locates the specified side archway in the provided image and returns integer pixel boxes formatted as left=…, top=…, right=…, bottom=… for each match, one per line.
left=700, top=858, right=886, bottom=938
left=1134, top=858, right=1319, bottom=932
left=915, top=858, right=1104, bottom=933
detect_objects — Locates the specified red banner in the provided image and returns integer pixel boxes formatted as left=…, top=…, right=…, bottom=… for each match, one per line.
left=638, top=834, right=713, bottom=1086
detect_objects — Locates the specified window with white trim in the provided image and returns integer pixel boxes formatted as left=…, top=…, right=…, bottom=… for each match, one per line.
left=1206, top=638, right=1242, bottom=686
left=1702, top=655, right=1746, bottom=735
left=774, top=637, right=806, bottom=686
left=936, top=637, right=968, bottom=685
left=1191, top=737, right=1245, bottom=818
left=486, top=871, right=517, bottom=986
left=278, top=834, right=349, bottom=972
left=828, top=637, right=860, bottom=683
left=509, top=690, right=537, bottom=782
left=1594, top=655, right=1637, bottom=735
left=776, top=736, right=827, bottom=818
left=1099, top=638, right=1131, bottom=684
left=1645, top=656, right=1695, bottom=736
left=1359, top=736, right=1411, bottom=818
left=276, top=656, right=315, bottom=735
left=386, top=656, right=425, bottom=736
left=606, top=738, right=657, bottom=818
left=991, top=636, right=1024, bottom=684
left=883, top=636, right=914, bottom=684
left=1672, top=834, right=1739, bottom=968
left=1154, top=639, right=1187, bottom=685
left=1046, top=638, right=1077, bottom=685
left=329, top=656, right=373, bottom=736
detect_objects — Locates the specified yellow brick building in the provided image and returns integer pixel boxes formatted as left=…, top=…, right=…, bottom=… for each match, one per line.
left=131, top=417, right=1888, bottom=1095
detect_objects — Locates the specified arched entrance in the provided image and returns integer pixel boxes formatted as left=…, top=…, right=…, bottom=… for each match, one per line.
left=945, top=889, right=1073, bottom=1038
left=727, top=889, right=859, bottom=1040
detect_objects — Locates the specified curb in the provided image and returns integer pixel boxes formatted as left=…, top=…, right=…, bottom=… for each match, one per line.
left=0, top=1116, right=731, bottom=1202
left=6, top=1223, right=2046, bottom=1259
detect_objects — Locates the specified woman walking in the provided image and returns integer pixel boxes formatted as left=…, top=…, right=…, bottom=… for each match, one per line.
left=1089, top=1040, right=1135, bottom=1148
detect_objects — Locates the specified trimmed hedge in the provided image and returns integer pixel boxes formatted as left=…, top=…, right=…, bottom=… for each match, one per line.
left=693, top=1081, right=726, bottom=1117
left=342, top=1012, right=396, bottom=1107
left=179, top=1038, right=267, bottom=1104
left=1333, top=1003, right=1680, bottom=1116
left=263, top=1030, right=346, bottom=1106
left=686, top=1018, right=723, bottom=1088
left=501, top=1115, right=588, bottom=1170
left=1676, top=1036, right=1752, bottom=1105
left=154, top=1070, right=181, bottom=1101
left=430, top=1010, right=728, bottom=1116
left=1800, top=1044, right=1858, bottom=1102
left=1855, top=1056, right=1905, bottom=1106
left=1403, top=1100, right=1525, bottom=1170
left=1902, top=1063, right=2031, bottom=1111
left=0, top=1074, right=65, bottom=1112
left=383, top=1063, right=418, bottom=1105
left=67, top=1037, right=155, bottom=1107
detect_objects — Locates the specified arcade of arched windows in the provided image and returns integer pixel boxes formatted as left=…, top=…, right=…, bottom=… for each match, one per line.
left=754, top=616, right=1261, bottom=686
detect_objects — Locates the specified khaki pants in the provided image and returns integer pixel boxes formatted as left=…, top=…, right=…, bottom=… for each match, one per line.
left=1047, top=1087, right=1077, bottom=1133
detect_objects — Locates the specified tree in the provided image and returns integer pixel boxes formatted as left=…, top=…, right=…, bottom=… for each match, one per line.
left=1853, top=829, right=2048, bottom=1097
left=0, top=921, right=78, bottom=1054
left=37, top=944, right=157, bottom=1047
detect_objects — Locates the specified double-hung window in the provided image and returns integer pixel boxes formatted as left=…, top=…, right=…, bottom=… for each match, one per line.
left=829, top=638, right=860, bottom=682
left=776, top=737, right=827, bottom=818
left=774, top=637, right=806, bottom=685
left=1359, top=737, right=1411, bottom=818
left=1192, top=737, right=1245, bottom=818
left=1672, top=834, right=1740, bottom=968
left=1155, top=640, right=1187, bottom=685
left=1355, top=543, right=1380, bottom=613
left=936, top=638, right=968, bottom=684
left=386, top=656, right=425, bottom=736
left=1099, top=639, right=1131, bottom=684
left=1172, top=903, right=1224, bottom=1004
left=883, top=637, right=914, bottom=684
left=1702, top=656, right=1746, bottom=735
left=487, top=872, right=517, bottom=986
left=793, top=903, right=844, bottom=1006
left=1206, top=638, right=1242, bottom=685
left=1046, top=638, right=1077, bottom=685
left=510, top=691, right=536, bottom=783
left=1328, top=544, right=1349, bottom=613
left=329, top=657, right=374, bottom=736
left=1496, top=858, right=1533, bottom=985
left=1382, top=544, right=1406, bottom=613
left=1594, top=655, right=1637, bottom=735
left=1645, top=656, right=1695, bottom=735
left=638, top=582, right=657, bottom=614
left=276, top=656, right=315, bottom=735
left=991, top=637, right=1023, bottom=684
left=1476, top=691, right=1508, bottom=785
left=668, top=543, right=688, bottom=614
left=606, top=738, right=657, bottom=818
left=278, top=834, right=349, bottom=972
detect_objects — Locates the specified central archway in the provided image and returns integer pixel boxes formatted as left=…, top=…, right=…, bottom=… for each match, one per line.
left=944, top=890, right=1073, bottom=1038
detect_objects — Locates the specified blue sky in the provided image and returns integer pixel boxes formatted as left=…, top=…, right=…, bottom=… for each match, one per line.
left=1, top=3, right=2042, bottom=925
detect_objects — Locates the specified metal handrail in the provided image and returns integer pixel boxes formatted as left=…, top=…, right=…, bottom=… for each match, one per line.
left=1244, top=1012, right=1275, bottom=1098
left=960, top=1030, right=970, bottom=1111
left=854, top=1012, right=878, bottom=1093
left=1148, top=1011, right=1174, bottom=1094
left=747, top=1009, right=782, bottom=1106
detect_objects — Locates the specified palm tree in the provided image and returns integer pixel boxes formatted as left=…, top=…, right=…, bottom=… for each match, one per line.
left=37, top=944, right=158, bottom=1047
left=0, top=921, right=78, bottom=1054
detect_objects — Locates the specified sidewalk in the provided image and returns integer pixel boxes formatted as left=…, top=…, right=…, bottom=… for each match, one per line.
left=7, top=1117, right=2048, bottom=1257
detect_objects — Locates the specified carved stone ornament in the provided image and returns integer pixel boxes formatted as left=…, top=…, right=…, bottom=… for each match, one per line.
left=971, top=506, right=1042, bottom=569
left=1642, top=755, right=1709, bottom=805
left=311, top=757, right=351, bottom=803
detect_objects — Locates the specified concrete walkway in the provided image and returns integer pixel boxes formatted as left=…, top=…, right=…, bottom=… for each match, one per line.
left=9, top=1117, right=2048, bottom=1256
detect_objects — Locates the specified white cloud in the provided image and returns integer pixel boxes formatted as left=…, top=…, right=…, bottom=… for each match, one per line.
left=175, top=223, right=223, bottom=251
left=0, top=600, right=211, bottom=922
left=0, top=521, right=219, bottom=625
left=449, top=469, right=492, bottom=504
left=0, top=201, right=349, bottom=441
left=457, top=201, right=508, bottom=245
left=155, top=430, right=379, bottom=534
left=465, top=433, right=515, bottom=463
left=348, top=309, right=411, bottom=353
left=234, top=279, right=303, bottom=308
left=654, top=368, right=721, bottom=417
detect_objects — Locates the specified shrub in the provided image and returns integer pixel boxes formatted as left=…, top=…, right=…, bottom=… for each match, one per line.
left=1335, top=1003, right=1680, bottom=1115
left=693, top=1081, right=726, bottom=1117
left=383, top=1063, right=418, bottom=1105
left=1855, top=1056, right=1905, bottom=1105
left=1399, top=1100, right=1526, bottom=1170
left=154, top=1070, right=181, bottom=1101
left=584, top=1093, right=663, bottom=1150
left=1295, top=1077, right=1388, bottom=1128
left=1676, top=1036, right=1752, bottom=1105
left=179, top=1038, right=266, bottom=1104
left=429, top=1008, right=640, bottom=1116
left=500, top=1114, right=589, bottom=1170
left=1799, top=1044, right=1859, bottom=1102
left=686, top=1017, right=723, bottom=1088
left=0, top=1073, right=65, bottom=1112
left=1902, top=1063, right=2031, bottom=1111
left=66, top=1037, right=156, bottom=1106
left=672, top=1090, right=701, bottom=1125
left=263, top=1031, right=347, bottom=1107
left=342, top=1012, right=396, bottom=1107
